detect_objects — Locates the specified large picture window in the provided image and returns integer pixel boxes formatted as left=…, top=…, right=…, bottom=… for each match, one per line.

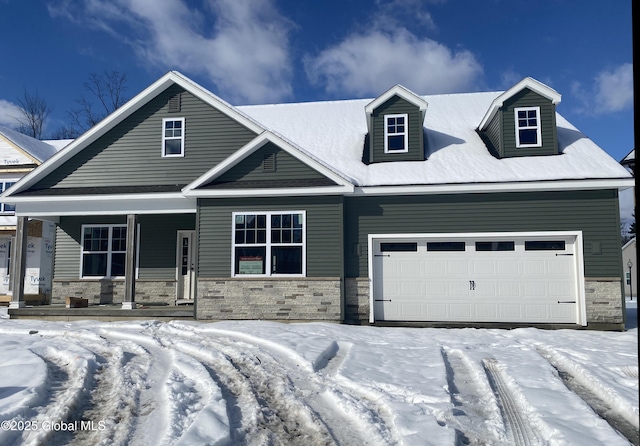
left=81, top=225, right=128, bottom=278
left=232, top=211, right=305, bottom=276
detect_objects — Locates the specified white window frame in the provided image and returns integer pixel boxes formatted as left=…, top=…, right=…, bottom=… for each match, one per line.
left=0, top=181, right=17, bottom=213
left=162, top=117, right=185, bottom=157
left=514, top=106, right=542, bottom=148
left=79, top=224, right=140, bottom=279
left=384, top=113, right=409, bottom=153
left=231, top=211, right=306, bottom=277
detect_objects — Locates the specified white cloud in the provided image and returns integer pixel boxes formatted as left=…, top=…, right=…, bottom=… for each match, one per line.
left=0, top=99, right=21, bottom=127
left=304, top=28, right=483, bottom=97
left=572, top=63, right=633, bottom=115
left=48, top=0, right=294, bottom=104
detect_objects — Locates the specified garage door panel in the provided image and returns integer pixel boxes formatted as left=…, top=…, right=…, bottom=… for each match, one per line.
left=373, top=234, right=579, bottom=324
left=473, top=260, right=496, bottom=275
left=476, top=304, right=498, bottom=318
left=423, top=260, right=446, bottom=275
left=497, top=261, right=519, bottom=275
left=523, top=260, right=546, bottom=275
left=450, top=303, right=471, bottom=318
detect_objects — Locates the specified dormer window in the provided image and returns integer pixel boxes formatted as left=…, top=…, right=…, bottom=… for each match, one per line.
left=162, top=117, right=185, bottom=157
left=515, top=107, right=541, bottom=148
left=384, top=114, right=408, bottom=153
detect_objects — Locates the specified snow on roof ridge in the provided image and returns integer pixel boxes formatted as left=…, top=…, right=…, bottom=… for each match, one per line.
left=0, top=124, right=57, bottom=162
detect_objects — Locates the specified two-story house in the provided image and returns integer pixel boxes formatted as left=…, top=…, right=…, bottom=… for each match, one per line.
left=1, top=72, right=633, bottom=328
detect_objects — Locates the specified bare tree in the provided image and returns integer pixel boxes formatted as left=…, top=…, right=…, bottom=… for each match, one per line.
left=65, top=71, right=129, bottom=137
left=15, top=88, right=52, bottom=139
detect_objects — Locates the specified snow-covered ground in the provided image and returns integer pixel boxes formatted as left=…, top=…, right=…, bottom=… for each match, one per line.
left=0, top=301, right=637, bottom=446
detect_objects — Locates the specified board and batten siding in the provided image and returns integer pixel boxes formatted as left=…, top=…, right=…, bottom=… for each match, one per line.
left=33, top=85, right=258, bottom=190
left=197, top=196, right=344, bottom=277
left=54, top=214, right=195, bottom=280
left=211, top=142, right=333, bottom=184
left=345, top=190, right=621, bottom=278
left=501, top=88, right=558, bottom=158
left=370, top=96, right=424, bottom=163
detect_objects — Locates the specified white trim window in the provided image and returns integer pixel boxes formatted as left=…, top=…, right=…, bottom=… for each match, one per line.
left=80, top=225, right=127, bottom=278
left=232, top=211, right=305, bottom=276
left=162, top=117, right=185, bottom=157
left=515, top=106, right=542, bottom=148
left=384, top=114, right=408, bottom=153
left=0, top=181, right=16, bottom=213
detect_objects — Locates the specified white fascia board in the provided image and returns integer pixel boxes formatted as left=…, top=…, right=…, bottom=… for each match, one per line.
left=364, top=84, right=428, bottom=134
left=13, top=194, right=196, bottom=217
left=478, top=77, right=561, bottom=131
left=368, top=230, right=582, bottom=240
left=185, top=185, right=353, bottom=198
left=4, top=71, right=266, bottom=198
left=183, top=131, right=354, bottom=194
left=351, top=178, right=635, bottom=196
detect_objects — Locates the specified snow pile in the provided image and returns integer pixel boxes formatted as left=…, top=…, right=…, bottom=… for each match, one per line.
left=0, top=305, right=637, bottom=445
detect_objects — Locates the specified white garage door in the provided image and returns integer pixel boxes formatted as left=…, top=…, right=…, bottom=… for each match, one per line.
left=371, top=233, right=583, bottom=324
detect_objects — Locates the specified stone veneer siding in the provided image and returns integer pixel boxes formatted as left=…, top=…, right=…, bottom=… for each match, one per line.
left=345, top=277, right=625, bottom=329
left=52, top=279, right=177, bottom=306
left=196, top=278, right=342, bottom=321
left=584, top=278, right=625, bottom=328
left=345, top=278, right=371, bottom=324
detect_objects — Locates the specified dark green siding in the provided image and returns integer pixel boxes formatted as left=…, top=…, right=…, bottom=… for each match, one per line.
left=137, top=214, right=196, bottom=279
left=345, top=190, right=621, bottom=278
left=197, top=196, right=343, bottom=277
left=484, top=113, right=502, bottom=156
left=211, top=142, right=333, bottom=184
left=370, top=96, right=424, bottom=163
left=55, top=214, right=195, bottom=280
left=33, top=85, right=258, bottom=190
left=501, top=89, right=558, bottom=157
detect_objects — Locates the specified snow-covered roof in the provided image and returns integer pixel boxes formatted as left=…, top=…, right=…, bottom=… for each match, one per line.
left=239, top=91, right=631, bottom=187
left=42, top=139, right=74, bottom=152
left=0, top=125, right=57, bottom=163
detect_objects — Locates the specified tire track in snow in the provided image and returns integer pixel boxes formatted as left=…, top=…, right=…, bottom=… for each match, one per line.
left=483, top=359, right=543, bottom=446
left=537, top=346, right=640, bottom=446
left=67, top=338, right=143, bottom=446
left=164, top=325, right=393, bottom=446
left=98, top=327, right=177, bottom=446
left=441, top=347, right=502, bottom=445
left=168, top=332, right=336, bottom=445
left=21, top=345, right=95, bottom=446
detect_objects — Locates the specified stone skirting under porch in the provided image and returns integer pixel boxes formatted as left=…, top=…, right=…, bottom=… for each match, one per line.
left=196, top=277, right=342, bottom=321
left=52, top=279, right=177, bottom=306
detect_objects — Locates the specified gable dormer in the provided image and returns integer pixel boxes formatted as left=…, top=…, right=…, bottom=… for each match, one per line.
left=478, top=77, right=561, bottom=158
left=365, top=85, right=428, bottom=163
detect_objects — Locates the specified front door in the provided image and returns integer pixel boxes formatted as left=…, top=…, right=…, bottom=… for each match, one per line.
left=176, top=231, right=195, bottom=302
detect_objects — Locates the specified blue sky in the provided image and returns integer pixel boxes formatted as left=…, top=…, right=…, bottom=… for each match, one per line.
left=0, top=0, right=633, bottom=162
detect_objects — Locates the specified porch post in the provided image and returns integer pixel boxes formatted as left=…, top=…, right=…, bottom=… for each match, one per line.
left=9, top=216, right=28, bottom=309
left=122, top=214, right=137, bottom=310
